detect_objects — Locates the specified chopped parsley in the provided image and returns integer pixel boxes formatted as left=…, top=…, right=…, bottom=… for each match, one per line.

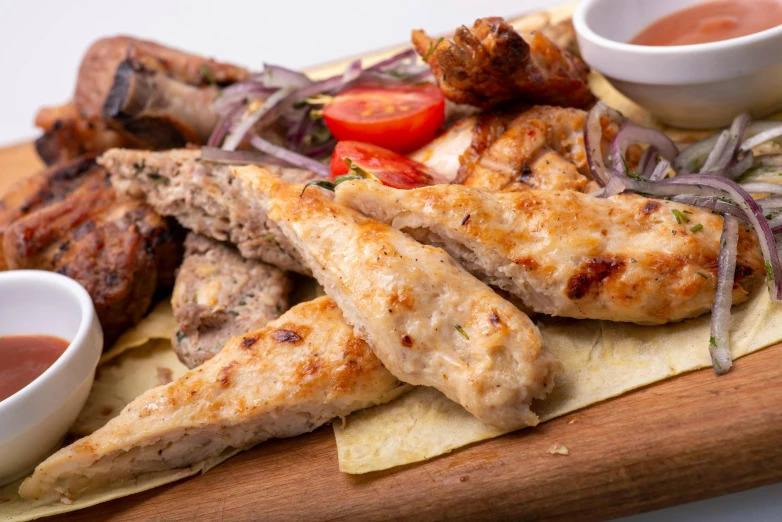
left=671, top=209, right=690, bottom=224
left=690, top=223, right=703, bottom=232
left=696, top=272, right=708, bottom=279
left=200, top=65, right=218, bottom=87
left=765, top=260, right=775, bottom=280
left=175, top=331, right=186, bottom=343
left=146, top=172, right=168, bottom=184
left=228, top=310, right=239, bottom=317
left=454, top=324, right=470, bottom=340
left=630, top=258, right=637, bottom=263
left=709, top=336, right=717, bottom=347
left=422, top=37, right=444, bottom=60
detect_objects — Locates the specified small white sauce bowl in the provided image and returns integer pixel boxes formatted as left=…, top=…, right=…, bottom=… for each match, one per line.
left=0, top=270, right=102, bottom=485
left=574, top=0, right=782, bottom=128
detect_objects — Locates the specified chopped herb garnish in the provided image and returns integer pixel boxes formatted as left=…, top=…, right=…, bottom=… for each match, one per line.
left=461, top=214, right=471, bottom=225
left=709, top=336, right=717, bottom=347
left=175, top=331, right=186, bottom=343
left=132, top=160, right=146, bottom=172
left=344, top=158, right=372, bottom=178
left=454, top=324, right=469, bottom=340
left=300, top=174, right=364, bottom=195
left=422, top=37, right=444, bottom=60
left=620, top=155, right=629, bottom=174
left=682, top=210, right=693, bottom=214
left=238, top=300, right=246, bottom=306
left=671, top=209, right=690, bottom=224
left=696, top=272, right=708, bottom=279
left=630, top=258, right=637, bottom=263
left=765, top=260, right=775, bottom=280
left=228, top=310, right=239, bottom=317
left=690, top=223, right=703, bottom=232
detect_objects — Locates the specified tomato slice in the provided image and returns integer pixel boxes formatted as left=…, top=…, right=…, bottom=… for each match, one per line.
left=330, top=141, right=446, bottom=189
left=323, top=83, right=445, bottom=154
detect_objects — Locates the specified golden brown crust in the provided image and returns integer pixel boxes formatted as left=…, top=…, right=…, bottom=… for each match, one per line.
left=413, top=17, right=594, bottom=109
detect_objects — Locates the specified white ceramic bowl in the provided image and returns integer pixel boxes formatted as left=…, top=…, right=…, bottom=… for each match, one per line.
left=0, top=270, right=102, bottom=485
left=574, top=0, right=782, bottom=128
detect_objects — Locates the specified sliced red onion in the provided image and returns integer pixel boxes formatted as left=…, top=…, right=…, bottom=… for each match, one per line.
left=585, top=102, right=624, bottom=186
left=601, top=175, right=627, bottom=197
left=201, top=146, right=282, bottom=167
left=722, top=150, right=754, bottom=179
left=213, top=83, right=275, bottom=114
left=710, top=214, right=738, bottom=375
left=649, top=159, right=671, bottom=181
left=610, top=124, right=678, bottom=174
left=737, top=182, right=782, bottom=195
left=257, top=64, right=313, bottom=89
left=670, top=195, right=749, bottom=221
left=638, top=147, right=659, bottom=178
left=739, top=122, right=782, bottom=152
left=669, top=175, right=782, bottom=302
left=249, top=134, right=329, bottom=177
left=768, top=213, right=782, bottom=231
left=222, top=87, right=294, bottom=151
left=366, top=49, right=417, bottom=73
left=675, top=120, right=781, bottom=174
left=759, top=196, right=782, bottom=209
left=207, top=102, right=245, bottom=148
left=700, top=112, right=750, bottom=173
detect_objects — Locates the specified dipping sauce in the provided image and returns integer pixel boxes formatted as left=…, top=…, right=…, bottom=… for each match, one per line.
left=0, top=335, right=69, bottom=402
left=630, top=0, right=782, bottom=46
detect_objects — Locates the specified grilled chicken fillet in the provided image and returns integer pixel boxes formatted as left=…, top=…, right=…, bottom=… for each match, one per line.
left=235, top=166, right=562, bottom=430
left=19, top=297, right=406, bottom=501
left=100, top=148, right=316, bottom=274
left=172, top=233, right=291, bottom=368
left=336, top=180, right=764, bottom=324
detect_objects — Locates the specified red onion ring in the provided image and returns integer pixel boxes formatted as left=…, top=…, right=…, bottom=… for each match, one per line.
left=710, top=214, right=739, bottom=375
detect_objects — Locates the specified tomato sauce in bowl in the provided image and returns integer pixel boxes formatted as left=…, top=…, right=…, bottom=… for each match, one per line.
left=0, top=335, right=69, bottom=402
left=630, top=0, right=782, bottom=46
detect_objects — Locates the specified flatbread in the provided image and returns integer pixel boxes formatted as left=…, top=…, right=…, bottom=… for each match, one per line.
left=100, top=299, right=177, bottom=364
left=334, top=286, right=782, bottom=473
left=70, top=339, right=188, bottom=437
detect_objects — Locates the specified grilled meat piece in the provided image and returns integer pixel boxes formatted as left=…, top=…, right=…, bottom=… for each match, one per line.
left=172, top=233, right=291, bottom=368
left=100, top=148, right=317, bottom=274
left=19, top=296, right=407, bottom=501
left=34, top=103, right=135, bottom=165
left=0, top=156, right=182, bottom=344
left=35, top=36, right=249, bottom=163
left=336, top=180, right=764, bottom=325
left=412, top=17, right=594, bottom=109
left=235, top=166, right=562, bottom=430
left=102, top=60, right=220, bottom=149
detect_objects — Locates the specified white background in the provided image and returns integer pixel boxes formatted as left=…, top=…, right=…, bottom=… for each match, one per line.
left=1, top=1, right=782, bottom=520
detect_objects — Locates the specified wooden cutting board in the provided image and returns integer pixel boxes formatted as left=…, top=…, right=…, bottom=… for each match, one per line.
left=3, top=4, right=782, bottom=521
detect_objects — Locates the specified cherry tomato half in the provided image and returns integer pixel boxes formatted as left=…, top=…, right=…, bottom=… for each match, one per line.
left=330, top=141, right=445, bottom=189
left=323, top=83, right=445, bottom=154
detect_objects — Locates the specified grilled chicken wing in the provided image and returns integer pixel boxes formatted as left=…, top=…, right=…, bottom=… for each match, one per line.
left=100, top=148, right=316, bottom=274
left=235, top=166, right=561, bottom=430
left=172, top=233, right=291, bottom=368
left=412, top=17, right=594, bottom=109
left=0, top=156, right=182, bottom=344
left=19, top=297, right=406, bottom=501
left=336, top=180, right=764, bottom=325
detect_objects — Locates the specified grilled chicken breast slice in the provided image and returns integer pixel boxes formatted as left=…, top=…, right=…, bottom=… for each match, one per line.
left=336, top=180, right=764, bottom=325
left=100, top=148, right=315, bottom=274
left=172, top=233, right=291, bottom=368
left=19, top=297, right=406, bottom=501
left=235, top=166, right=562, bottom=430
